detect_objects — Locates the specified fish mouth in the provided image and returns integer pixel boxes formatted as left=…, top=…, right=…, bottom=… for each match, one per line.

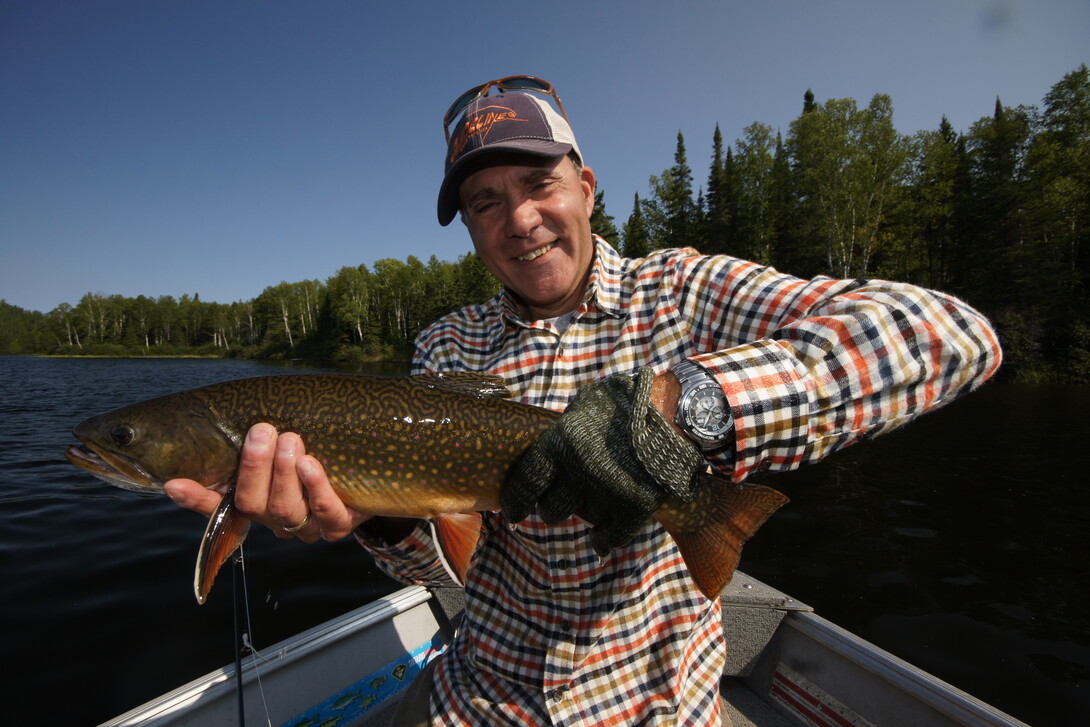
left=65, top=444, right=163, bottom=494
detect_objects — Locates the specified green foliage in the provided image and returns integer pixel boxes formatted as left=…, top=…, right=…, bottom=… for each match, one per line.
left=615, top=65, right=1090, bottom=382
left=732, top=122, right=779, bottom=265
left=0, top=300, right=49, bottom=354
left=702, top=125, right=734, bottom=256
left=788, top=94, right=911, bottom=278
left=641, top=132, right=697, bottom=252
left=621, top=193, right=651, bottom=259
left=6, top=253, right=500, bottom=363
left=590, top=189, right=620, bottom=244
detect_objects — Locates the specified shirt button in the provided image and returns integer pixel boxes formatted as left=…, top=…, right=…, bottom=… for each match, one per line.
left=549, top=687, right=569, bottom=702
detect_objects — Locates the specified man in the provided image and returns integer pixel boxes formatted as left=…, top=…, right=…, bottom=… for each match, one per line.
left=165, top=77, right=1002, bottom=725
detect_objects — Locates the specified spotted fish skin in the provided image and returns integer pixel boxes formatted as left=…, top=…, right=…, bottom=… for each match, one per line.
left=66, top=373, right=787, bottom=604
left=185, top=373, right=558, bottom=517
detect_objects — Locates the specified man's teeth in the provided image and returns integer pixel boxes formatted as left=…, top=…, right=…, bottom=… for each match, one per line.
left=518, top=243, right=554, bottom=262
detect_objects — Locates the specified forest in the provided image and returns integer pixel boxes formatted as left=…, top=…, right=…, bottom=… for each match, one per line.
left=3, top=65, right=1088, bottom=383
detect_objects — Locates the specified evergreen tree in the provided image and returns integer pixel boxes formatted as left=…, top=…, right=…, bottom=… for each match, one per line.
left=768, top=133, right=806, bottom=275
left=1024, top=64, right=1090, bottom=379
left=964, top=97, right=1034, bottom=312
left=783, top=90, right=827, bottom=277
left=704, top=125, right=732, bottom=254
left=898, top=117, right=960, bottom=288
left=734, top=122, right=778, bottom=264
left=454, top=252, right=502, bottom=306
left=590, top=188, right=620, bottom=244
left=622, top=192, right=651, bottom=258
left=643, top=132, right=696, bottom=249
left=692, top=186, right=709, bottom=252
left=946, top=134, right=976, bottom=296
left=723, top=146, right=740, bottom=255
left=1030, top=64, right=1089, bottom=297
left=0, top=301, right=47, bottom=354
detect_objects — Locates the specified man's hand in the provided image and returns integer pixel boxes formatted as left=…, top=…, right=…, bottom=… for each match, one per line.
left=502, top=367, right=707, bottom=556
left=163, top=423, right=371, bottom=543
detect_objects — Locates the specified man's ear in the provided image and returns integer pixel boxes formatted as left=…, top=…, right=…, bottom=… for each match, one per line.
left=581, top=165, right=597, bottom=218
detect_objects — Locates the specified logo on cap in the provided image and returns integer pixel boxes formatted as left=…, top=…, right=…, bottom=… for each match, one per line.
left=448, top=104, right=527, bottom=164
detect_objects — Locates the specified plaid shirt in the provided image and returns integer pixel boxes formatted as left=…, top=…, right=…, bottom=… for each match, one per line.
left=363, top=238, right=1001, bottom=725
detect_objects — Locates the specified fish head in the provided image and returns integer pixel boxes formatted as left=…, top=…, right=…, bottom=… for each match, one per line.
left=66, top=391, right=241, bottom=494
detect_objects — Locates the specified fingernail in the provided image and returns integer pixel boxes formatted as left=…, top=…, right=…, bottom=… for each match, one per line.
left=164, top=483, right=186, bottom=506
left=297, top=457, right=317, bottom=480
left=277, top=434, right=297, bottom=459
left=247, top=424, right=274, bottom=446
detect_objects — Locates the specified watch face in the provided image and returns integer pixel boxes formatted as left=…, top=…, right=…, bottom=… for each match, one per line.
left=683, top=382, right=732, bottom=439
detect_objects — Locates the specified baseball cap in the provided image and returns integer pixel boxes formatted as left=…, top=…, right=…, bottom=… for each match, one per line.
left=437, top=92, right=582, bottom=226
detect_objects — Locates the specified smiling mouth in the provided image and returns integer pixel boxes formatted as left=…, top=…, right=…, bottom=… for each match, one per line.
left=516, top=243, right=555, bottom=262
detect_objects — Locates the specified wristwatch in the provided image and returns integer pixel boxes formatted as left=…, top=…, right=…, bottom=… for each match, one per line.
left=671, top=360, right=733, bottom=451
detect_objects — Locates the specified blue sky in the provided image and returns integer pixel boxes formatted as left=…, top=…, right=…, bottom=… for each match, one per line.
left=2, top=0, right=1087, bottom=314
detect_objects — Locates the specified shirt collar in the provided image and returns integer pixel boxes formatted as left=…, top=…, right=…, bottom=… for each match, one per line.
left=585, top=236, right=626, bottom=318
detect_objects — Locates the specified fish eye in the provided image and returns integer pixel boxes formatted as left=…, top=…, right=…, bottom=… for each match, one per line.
left=111, top=426, right=136, bottom=447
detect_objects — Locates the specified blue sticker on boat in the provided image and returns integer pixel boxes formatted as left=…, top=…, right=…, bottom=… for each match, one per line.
left=279, top=634, right=446, bottom=727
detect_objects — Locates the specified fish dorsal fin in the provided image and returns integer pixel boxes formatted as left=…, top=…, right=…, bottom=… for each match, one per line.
left=413, top=372, right=512, bottom=400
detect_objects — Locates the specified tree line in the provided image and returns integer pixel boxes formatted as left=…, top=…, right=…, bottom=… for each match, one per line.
left=0, top=254, right=500, bottom=363
left=3, top=65, right=1087, bottom=382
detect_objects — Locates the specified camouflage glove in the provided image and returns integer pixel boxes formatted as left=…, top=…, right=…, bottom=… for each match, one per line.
left=502, top=367, right=707, bottom=556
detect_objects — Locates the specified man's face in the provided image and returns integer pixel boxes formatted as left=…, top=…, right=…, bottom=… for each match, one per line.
left=459, top=155, right=597, bottom=321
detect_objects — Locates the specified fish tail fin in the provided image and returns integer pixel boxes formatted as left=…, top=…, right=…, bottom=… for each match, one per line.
left=194, top=486, right=251, bottom=605
left=429, top=512, right=483, bottom=587
left=656, top=473, right=788, bottom=599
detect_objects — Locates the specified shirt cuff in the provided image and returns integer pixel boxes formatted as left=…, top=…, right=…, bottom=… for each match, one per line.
left=354, top=520, right=456, bottom=586
left=690, top=339, right=811, bottom=482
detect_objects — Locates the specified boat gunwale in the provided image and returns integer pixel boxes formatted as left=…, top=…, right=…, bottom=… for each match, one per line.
left=779, top=610, right=1031, bottom=727
left=98, top=586, right=433, bottom=726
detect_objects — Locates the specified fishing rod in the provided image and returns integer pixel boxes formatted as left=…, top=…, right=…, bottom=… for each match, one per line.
left=232, top=547, right=273, bottom=727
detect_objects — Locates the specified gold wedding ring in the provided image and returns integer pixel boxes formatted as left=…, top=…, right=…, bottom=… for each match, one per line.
left=282, top=513, right=310, bottom=533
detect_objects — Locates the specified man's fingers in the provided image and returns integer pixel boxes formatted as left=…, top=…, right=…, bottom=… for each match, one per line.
left=233, top=423, right=278, bottom=517
left=502, top=446, right=555, bottom=523
left=164, top=479, right=221, bottom=517
left=267, top=431, right=309, bottom=533
left=298, top=455, right=369, bottom=541
left=164, top=424, right=362, bottom=544
left=537, top=478, right=582, bottom=525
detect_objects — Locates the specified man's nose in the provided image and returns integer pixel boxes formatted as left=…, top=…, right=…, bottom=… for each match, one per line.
left=504, top=197, right=542, bottom=238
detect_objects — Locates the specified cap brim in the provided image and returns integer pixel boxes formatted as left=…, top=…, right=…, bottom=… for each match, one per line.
left=436, top=140, right=573, bottom=226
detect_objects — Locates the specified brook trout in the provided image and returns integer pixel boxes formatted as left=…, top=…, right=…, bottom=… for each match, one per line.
left=66, top=373, right=788, bottom=604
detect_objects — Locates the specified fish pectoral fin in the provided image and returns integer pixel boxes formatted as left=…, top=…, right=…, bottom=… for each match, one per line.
left=656, top=475, right=788, bottom=599
left=430, top=512, right=483, bottom=586
left=194, top=486, right=251, bottom=605
left=412, top=372, right=512, bottom=400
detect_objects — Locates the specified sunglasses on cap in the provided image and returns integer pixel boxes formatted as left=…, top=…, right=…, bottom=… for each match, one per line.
left=443, top=75, right=569, bottom=142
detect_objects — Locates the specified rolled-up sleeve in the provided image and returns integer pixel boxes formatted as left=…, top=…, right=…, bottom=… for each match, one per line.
left=679, top=259, right=1002, bottom=482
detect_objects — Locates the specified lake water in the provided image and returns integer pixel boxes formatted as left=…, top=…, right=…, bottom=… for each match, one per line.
left=0, top=355, right=1085, bottom=725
